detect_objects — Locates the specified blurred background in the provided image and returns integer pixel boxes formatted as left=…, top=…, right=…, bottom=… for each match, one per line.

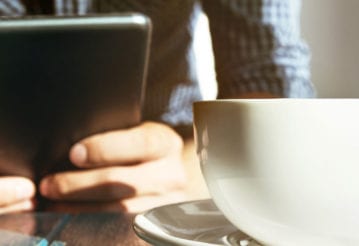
left=302, top=0, right=359, bottom=98
left=194, top=0, right=359, bottom=99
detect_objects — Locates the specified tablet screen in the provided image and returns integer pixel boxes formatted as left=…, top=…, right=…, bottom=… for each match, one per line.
left=0, top=13, right=151, bottom=180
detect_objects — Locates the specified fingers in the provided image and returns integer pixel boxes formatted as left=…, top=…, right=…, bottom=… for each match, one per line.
left=0, top=177, right=35, bottom=207
left=0, top=200, right=35, bottom=214
left=39, top=167, right=136, bottom=201
left=44, top=192, right=187, bottom=214
left=42, top=121, right=187, bottom=212
left=0, top=177, right=36, bottom=214
left=39, top=156, right=187, bottom=202
left=69, top=122, right=183, bottom=167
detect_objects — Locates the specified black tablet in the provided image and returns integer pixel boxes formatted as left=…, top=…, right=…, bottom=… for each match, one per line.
left=0, top=13, right=151, bottom=180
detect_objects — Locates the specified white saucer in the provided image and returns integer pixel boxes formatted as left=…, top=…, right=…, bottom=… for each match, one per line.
left=133, top=199, right=261, bottom=246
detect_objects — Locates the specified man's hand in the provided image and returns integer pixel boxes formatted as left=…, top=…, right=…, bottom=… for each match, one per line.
left=0, top=177, right=35, bottom=214
left=39, top=122, right=187, bottom=213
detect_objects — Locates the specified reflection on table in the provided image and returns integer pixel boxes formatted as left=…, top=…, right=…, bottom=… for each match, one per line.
left=0, top=212, right=147, bottom=245
left=0, top=140, right=209, bottom=245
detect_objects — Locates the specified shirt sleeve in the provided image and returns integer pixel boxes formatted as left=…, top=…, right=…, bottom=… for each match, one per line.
left=200, top=0, right=316, bottom=98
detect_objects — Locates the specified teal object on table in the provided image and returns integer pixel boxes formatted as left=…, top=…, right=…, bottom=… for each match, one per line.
left=0, top=229, right=66, bottom=246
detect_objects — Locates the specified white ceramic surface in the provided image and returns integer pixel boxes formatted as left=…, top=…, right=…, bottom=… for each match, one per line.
left=193, top=99, right=359, bottom=246
left=133, top=199, right=261, bottom=246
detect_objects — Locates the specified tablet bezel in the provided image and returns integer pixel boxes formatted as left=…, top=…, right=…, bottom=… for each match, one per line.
left=0, top=13, right=152, bottom=180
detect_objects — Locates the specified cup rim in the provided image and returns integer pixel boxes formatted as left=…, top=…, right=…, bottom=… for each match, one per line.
left=193, top=98, right=359, bottom=105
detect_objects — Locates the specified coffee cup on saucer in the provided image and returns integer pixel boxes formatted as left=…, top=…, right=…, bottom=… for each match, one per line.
left=193, top=99, right=359, bottom=246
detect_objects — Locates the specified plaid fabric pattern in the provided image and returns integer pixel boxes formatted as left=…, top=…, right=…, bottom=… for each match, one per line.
left=202, top=0, right=314, bottom=98
left=0, top=0, right=315, bottom=128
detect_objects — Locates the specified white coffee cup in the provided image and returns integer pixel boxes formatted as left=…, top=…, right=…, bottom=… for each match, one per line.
left=193, top=99, right=359, bottom=246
